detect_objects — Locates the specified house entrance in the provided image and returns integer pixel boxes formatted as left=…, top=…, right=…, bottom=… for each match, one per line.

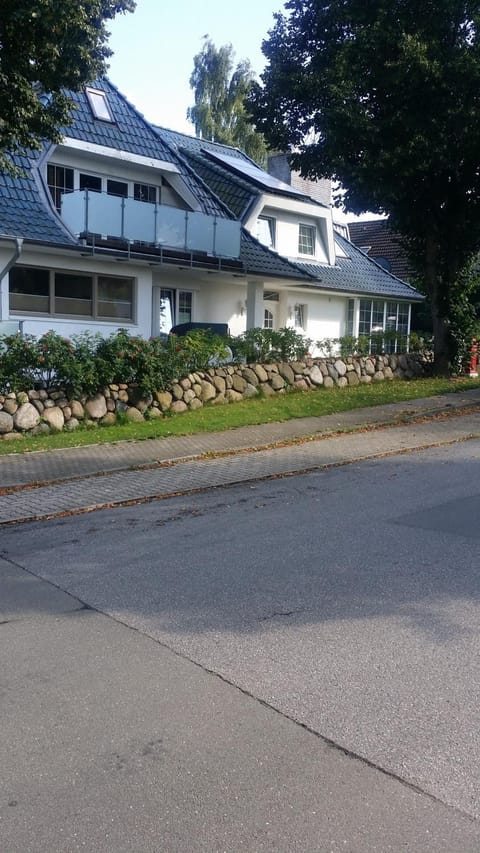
left=263, top=291, right=279, bottom=329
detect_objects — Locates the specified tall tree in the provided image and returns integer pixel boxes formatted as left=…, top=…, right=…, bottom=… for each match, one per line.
left=0, top=0, right=135, bottom=172
left=250, top=0, right=480, bottom=373
left=188, top=37, right=267, bottom=165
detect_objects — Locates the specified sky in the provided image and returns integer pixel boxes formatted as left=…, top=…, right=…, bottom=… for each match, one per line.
left=106, top=0, right=281, bottom=135
left=106, top=0, right=381, bottom=223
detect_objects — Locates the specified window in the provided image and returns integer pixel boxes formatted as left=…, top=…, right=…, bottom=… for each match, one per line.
left=85, top=87, right=114, bottom=122
left=98, top=276, right=133, bottom=320
left=356, top=298, right=410, bottom=352
left=107, top=180, right=128, bottom=198
left=264, top=308, right=274, bottom=329
left=55, top=273, right=92, bottom=316
left=47, top=165, right=73, bottom=212
left=346, top=298, right=355, bottom=336
left=9, top=267, right=50, bottom=313
left=134, top=183, right=157, bottom=204
left=80, top=173, right=102, bottom=193
left=298, top=223, right=316, bottom=256
left=256, top=216, right=276, bottom=249
left=178, top=291, right=193, bottom=325
left=9, top=266, right=134, bottom=322
left=294, top=303, right=306, bottom=330
left=159, top=289, right=193, bottom=333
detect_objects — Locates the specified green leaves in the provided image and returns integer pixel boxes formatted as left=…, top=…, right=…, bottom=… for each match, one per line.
left=251, top=1, right=480, bottom=372
left=187, top=37, right=268, bottom=165
left=0, top=0, right=135, bottom=170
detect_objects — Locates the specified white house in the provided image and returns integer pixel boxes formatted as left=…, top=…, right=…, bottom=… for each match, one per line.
left=0, top=79, right=423, bottom=350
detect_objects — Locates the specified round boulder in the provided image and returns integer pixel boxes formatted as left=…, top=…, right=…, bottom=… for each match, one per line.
left=0, top=411, right=14, bottom=434
left=85, top=394, right=107, bottom=420
left=42, top=406, right=65, bottom=431
left=13, top=402, right=40, bottom=431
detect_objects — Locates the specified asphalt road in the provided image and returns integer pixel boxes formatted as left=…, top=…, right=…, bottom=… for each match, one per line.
left=2, top=438, right=480, bottom=850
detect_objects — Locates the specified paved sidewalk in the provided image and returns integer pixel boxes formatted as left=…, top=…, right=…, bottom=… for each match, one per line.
left=0, top=388, right=479, bottom=524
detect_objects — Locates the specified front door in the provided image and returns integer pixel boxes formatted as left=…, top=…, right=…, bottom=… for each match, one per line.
left=263, top=301, right=278, bottom=330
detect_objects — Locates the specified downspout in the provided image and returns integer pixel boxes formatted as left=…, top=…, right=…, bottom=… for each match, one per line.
left=0, top=237, right=24, bottom=329
left=0, top=236, right=23, bottom=279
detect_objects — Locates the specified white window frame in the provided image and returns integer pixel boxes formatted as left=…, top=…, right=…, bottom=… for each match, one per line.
left=256, top=215, right=276, bottom=249
left=349, top=298, right=411, bottom=352
left=294, top=303, right=307, bottom=331
left=298, top=222, right=316, bottom=256
left=47, top=163, right=162, bottom=210
left=85, top=87, right=114, bottom=123
left=159, top=288, right=194, bottom=333
left=264, top=308, right=274, bottom=329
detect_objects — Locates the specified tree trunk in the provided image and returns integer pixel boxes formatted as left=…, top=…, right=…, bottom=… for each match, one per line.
left=424, top=231, right=451, bottom=376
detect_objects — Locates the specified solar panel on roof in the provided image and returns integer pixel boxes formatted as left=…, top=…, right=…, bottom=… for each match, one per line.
left=205, top=150, right=295, bottom=193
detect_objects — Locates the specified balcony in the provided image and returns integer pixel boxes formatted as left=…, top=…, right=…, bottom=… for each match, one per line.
left=61, top=190, right=241, bottom=259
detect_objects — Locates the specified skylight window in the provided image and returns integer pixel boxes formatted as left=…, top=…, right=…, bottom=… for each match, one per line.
left=85, top=87, right=114, bottom=122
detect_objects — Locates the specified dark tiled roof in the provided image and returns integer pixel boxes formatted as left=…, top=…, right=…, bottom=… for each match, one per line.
left=155, top=128, right=250, bottom=161
left=0, top=149, right=74, bottom=245
left=173, top=148, right=254, bottom=219
left=63, top=79, right=174, bottom=161
left=295, top=233, right=424, bottom=301
left=66, top=80, right=228, bottom=219
left=0, top=80, right=232, bottom=245
left=241, top=231, right=311, bottom=281
left=348, top=219, right=414, bottom=281
left=157, top=127, right=257, bottom=219
left=156, top=126, right=323, bottom=208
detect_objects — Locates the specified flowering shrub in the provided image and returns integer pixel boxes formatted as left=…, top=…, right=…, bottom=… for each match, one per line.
left=0, top=328, right=232, bottom=396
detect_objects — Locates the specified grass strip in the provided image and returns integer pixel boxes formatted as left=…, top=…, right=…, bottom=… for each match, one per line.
left=1, top=376, right=479, bottom=456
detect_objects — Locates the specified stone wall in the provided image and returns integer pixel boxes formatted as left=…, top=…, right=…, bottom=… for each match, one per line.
left=0, top=353, right=427, bottom=440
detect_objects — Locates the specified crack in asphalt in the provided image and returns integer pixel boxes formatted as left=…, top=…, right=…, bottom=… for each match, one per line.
left=1, top=551, right=477, bottom=826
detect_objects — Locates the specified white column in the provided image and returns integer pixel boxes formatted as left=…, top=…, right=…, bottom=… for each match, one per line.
left=246, top=280, right=264, bottom=330
left=151, top=285, right=161, bottom=338
left=0, top=273, right=9, bottom=321
left=278, top=290, right=290, bottom=327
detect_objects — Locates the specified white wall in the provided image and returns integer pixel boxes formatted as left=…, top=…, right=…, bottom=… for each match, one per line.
left=192, top=277, right=247, bottom=337
left=261, top=206, right=330, bottom=264
left=283, top=290, right=347, bottom=355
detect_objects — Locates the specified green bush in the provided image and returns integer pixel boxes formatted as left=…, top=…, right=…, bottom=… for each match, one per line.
left=0, top=328, right=233, bottom=396
left=229, top=327, right=311, bottom=363
left=316, top=332, right=432, bottom=358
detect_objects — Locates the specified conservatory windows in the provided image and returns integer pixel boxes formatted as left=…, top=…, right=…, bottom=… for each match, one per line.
left=347, top=298, right=411, bottom=352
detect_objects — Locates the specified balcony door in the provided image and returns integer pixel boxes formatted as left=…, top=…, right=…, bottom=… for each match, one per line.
left=157, top=288, right=193, bottom=335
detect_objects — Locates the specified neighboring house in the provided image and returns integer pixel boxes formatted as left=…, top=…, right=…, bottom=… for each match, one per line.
left=347, top=219, right=414, bottom=282
left=0, top=78, right=423, bottom=351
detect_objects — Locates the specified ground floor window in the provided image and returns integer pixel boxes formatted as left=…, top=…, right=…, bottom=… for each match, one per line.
left=347, top=298, right=410, bottom=352
left=294, top=303, right=306, bottom=331
left=9, top=266, right=134, bottom=322
left=264, top=308, right=274, bottom=329
left=159, top=288, right=193, bottom=333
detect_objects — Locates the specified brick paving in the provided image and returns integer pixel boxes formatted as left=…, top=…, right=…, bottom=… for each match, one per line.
left=0, top=400, right=479, bottom=524
left=1, top=388, right=479, bottom=491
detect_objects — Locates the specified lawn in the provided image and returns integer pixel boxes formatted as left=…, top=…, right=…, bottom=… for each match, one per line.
left=1, top=376, right=479, bottom=455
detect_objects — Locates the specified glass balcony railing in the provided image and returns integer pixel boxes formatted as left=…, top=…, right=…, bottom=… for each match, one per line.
left=61, top=190, right=241, bottom=259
